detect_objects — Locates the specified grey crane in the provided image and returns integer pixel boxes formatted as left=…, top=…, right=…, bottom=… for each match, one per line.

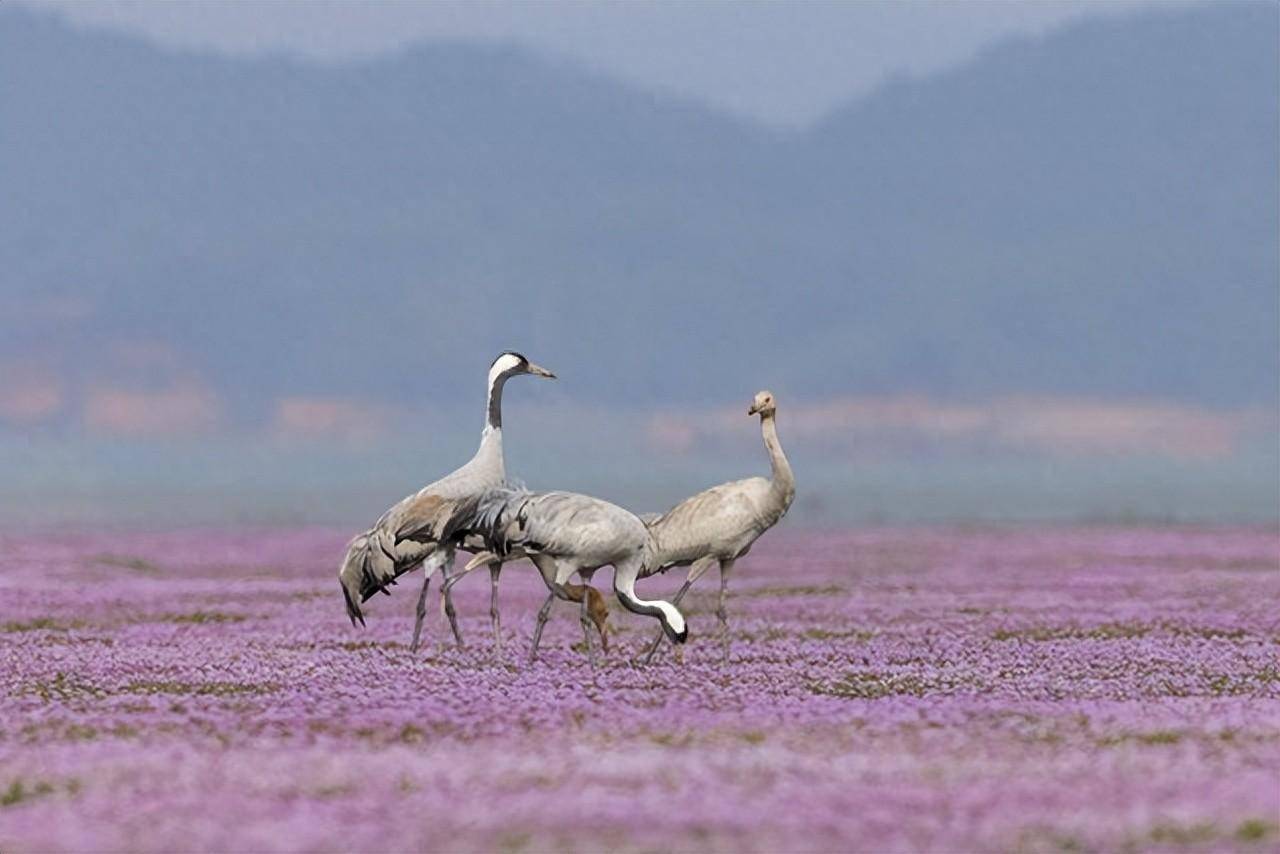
left=466, top=487, right=688, bottom=667
left=336, top=351, right=555, bottom=653
left=640, top=390, right=795, bottom=664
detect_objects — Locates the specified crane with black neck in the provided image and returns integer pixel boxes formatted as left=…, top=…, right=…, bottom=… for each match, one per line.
left=337, top=351, right=578, bottom=654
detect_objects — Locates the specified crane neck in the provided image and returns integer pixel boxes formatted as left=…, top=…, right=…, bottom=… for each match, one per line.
left=477, top=374, right=508, bottom=476
left=485, top=372, right=507, bottom=431
left=614, top=573, right=687, bottom=642
left=760, top=413, right=794, bottom=506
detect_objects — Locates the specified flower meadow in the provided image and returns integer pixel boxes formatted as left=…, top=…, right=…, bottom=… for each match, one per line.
left=1, top=526, right=1278, bottom=853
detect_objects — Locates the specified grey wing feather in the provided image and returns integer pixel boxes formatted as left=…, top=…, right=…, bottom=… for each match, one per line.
left=528, top=492, right=651, bottom=563
left=337, top=526, right=436, bottom=626
left=649, top=477, right=772, bottom=567
left=392, top=490, right=482, bottom=545
left=338, top=473, right=501, bottom=626
left=475, top=490, right=648, bottom=566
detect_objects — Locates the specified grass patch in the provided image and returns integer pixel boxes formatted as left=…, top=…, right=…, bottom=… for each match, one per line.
left=1236, top=819, right=1278, bottom=843
left=639, top=728, right=767, bottom=748
left=63, top=723, right=140, bottom=741
left=307, top=783, right=355, bottom=799
left=123, top=680, right=275, bottom=697
left=1162, top=622, right=1249, bottom=641
left=802, top=627, right=876, bottom=641
left=3, top=617, right=86, bottom=633
left=92, top=554, right=163, bottom=574
left=728, top=624, right=874, bottom=643
left=1148, top=821, right=1218, bottom=845
left=1, top=780, right=57, bottom=808
left=1205, top=665, right=1280, bottom=696
left=25, top=672, right=104, bottom=701
left=496, top=831, right=534, bottom=854
left=338, top=640, right=405, bottom=651
left=747, top=584, right=845, bottom=598
left=992, top=621, right=1151, bottom=642
left=280, top=640, right=407, bottom=653
left=1011, top=827, right=1086, bottom=852
left=158, top=611, right=248, bottom=625
left=35, top=634, right=114, bottom=647
left=809, top=670, right=932, bottom=699
left=995, top=621, right=1255, bottom=644
left=1097, top=729, right=1185, bottom=747
left=733, top=626, right=790, bottom=643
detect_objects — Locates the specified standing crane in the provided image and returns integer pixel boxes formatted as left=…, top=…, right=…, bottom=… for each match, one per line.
left=336, top=351, right=556, bottom=653
left=641, top=390, right=795, bottom=664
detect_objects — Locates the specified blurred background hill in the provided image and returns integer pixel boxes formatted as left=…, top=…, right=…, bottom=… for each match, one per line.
left=1, top=2, right=1276, bottom=527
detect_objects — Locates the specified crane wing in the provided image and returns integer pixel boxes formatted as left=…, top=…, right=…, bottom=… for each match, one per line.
left=393, top=491, right=482, bottom=545
left=649, top=477, right=771, bottom=566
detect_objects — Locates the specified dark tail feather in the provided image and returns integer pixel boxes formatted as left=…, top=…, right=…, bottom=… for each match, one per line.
left=342, top=584, right=365, bottom=628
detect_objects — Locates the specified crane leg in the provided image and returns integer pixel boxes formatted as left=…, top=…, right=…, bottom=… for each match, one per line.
left=438, top=550, right=464, bottom=653
left=488, top=562, right=503, bottom=659
left=410, top=570, right=432, bottom=654
left=575, top=572, right=599, bottom=669
left=639, top=557, right=715, bottom=665
left=716, top=559, right=735, bottom=665
left=529, top=592, right=555, bottom=663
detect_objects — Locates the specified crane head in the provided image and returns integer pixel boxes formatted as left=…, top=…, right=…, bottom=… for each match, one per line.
left=748, top=390, right=777, bottom=417
left=490, top=351, right=556, bottom=383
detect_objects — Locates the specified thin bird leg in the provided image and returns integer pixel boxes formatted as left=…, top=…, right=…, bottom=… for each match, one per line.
left=438, top=551, right=465, bottom=653
left=529, top=592, right=556, bottom=664
left=527, top=554, right=563, bottom=665
left=716, top=558, right=735, bottom=665
left=641, top=576, right=696, bottom=665
left=410, top=570, right=432, bottom=654
left=488, top=561, right=503, bottom=659
left=575, top=574, right=599, bottom=670
left=579, top=591, right=598, bottom=669
left=640, top=556, right=715, bottom=665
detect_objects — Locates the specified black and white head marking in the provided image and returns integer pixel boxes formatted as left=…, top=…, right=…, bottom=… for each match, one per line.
left=488, top=351, right=528, bottom=387
left=485, top=352, right=527, bottom=430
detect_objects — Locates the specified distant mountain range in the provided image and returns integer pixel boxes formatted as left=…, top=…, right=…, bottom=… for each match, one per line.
left=1, top=2, right=1275, bottom=435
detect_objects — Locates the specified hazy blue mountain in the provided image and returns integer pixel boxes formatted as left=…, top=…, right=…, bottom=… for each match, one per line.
left=785, top=3, right=1278, bottom=405
left=1, top=2, right=1275, bottom=426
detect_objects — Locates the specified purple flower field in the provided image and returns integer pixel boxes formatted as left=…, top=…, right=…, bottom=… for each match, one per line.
left=1, top=526, right=1278, bottom=852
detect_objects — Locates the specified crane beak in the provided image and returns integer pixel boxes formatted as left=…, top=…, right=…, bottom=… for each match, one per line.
left=526, top=363, right=556, bottom=379
left=748, top=403, right=761, bottom=415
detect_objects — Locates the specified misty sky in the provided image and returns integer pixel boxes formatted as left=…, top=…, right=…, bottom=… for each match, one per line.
left=21, top=0, right=1162, bottom=127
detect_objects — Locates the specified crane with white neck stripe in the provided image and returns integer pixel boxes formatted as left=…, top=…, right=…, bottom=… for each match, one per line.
left=337, top=351, right=602, bottom=654
left=465, top=486, right=688, bottom=667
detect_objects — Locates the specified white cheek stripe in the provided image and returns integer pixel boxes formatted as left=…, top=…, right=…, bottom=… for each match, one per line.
left=488, top=354, right=522, bottom=388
